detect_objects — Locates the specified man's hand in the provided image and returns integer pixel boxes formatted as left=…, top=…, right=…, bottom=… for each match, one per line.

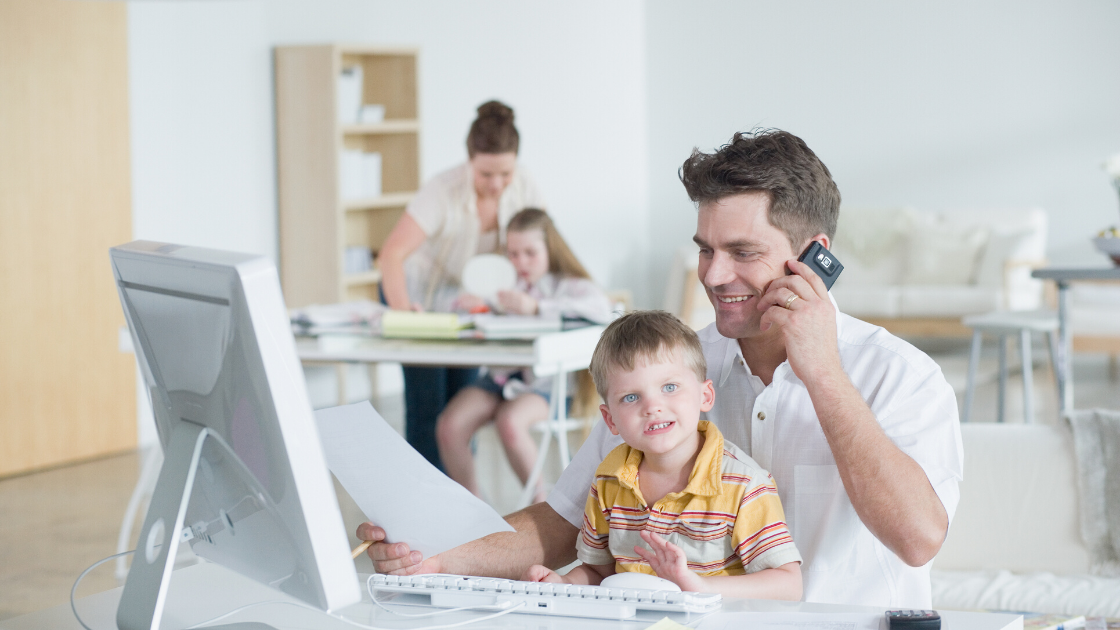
left=759, top=259, right=949, bottom=567
left=758, top=258, right=842, bottom=386
left=355, top=522, right=442, bottom=575
left=522, top=565, right=565, bottom=583
left=496, top=289, right=538, bottom=315
left=634, top=531, right=704, bottom=592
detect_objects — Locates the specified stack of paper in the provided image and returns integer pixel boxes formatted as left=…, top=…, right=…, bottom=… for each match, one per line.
left=337, top=66, right=363, bottom=124
left=381, top=310, right=467, bottom=339
left=473, top=314, right=562, bottom=338
left=340, top=150, right=382, bottom=200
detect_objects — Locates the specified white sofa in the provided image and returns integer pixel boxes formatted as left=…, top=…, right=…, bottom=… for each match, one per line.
left=932, top=423, right=1120, bottom=616
left=829, top=207, right=1048, bottom=332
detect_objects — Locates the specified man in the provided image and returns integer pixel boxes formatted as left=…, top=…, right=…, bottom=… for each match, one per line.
left=358, top=129, right=963, bottom=607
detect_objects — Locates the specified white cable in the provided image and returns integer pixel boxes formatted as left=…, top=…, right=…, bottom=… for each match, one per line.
left=74, top=549, right=523, bottom=630
left=185, top=597, right=524, bottom=630
left=71, top=549, right=137, bottom=630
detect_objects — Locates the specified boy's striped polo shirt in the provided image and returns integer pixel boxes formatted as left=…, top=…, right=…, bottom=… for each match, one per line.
left=575, top=420, right=802, bottom=576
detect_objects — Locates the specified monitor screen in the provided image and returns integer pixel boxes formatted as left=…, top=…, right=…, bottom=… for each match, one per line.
left=110, top=241, right=360, bottom=630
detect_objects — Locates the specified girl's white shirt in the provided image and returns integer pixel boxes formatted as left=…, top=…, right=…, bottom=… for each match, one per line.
left=490, top=272, right=613, bottom=398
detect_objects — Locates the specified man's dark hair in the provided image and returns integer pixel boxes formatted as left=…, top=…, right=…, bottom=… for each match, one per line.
left=679, top=129, right=841, bottom=250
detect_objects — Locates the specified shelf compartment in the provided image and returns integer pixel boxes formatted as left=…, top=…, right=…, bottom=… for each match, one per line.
left=342, top=133, right=418, bottom=194
left=340, top=51, right=417, bottom=120
left=347, top=207, right=406, bottom=256
left=343, top=191, right=414, bottom=212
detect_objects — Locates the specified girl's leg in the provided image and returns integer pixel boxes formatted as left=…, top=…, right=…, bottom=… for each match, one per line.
left=435, top=386, right=500, bottom=497
left=493, top=393, right=550, bottom=500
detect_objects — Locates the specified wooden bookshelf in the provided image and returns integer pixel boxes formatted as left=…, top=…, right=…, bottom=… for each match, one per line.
left=275, top=44, right=420, bottom=306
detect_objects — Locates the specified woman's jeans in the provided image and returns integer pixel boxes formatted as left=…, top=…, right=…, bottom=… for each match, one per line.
left=402, top=365, right=479, bottom=471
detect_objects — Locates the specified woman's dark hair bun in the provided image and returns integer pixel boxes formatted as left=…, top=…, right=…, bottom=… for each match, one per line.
left=467, top=100, right=519, bottom=157
left=476, top=100, right=514, bottom=124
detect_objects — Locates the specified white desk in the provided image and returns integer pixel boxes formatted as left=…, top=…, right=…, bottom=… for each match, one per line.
left=297, top=325, right=606, bottom=508
left=1, top=561, right=1024, bottom=630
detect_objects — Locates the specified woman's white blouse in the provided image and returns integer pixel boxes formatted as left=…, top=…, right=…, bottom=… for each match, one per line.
left=403, top=162, right=544, bottom=312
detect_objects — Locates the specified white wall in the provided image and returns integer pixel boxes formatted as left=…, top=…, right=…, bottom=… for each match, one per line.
left=127, top=0, right=649, bottom=444
left=645, top=0, right=1120, bottom=298
left=130, top=0, right=649, bottom=295
left=128, top=1, right=1120, bottom=443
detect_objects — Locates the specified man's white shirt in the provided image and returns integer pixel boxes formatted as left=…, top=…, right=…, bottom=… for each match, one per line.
left=547, top=304, right=964, bottom=607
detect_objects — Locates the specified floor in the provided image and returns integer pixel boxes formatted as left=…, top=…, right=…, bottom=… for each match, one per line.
left=2, top=339, right=1118, bottom=621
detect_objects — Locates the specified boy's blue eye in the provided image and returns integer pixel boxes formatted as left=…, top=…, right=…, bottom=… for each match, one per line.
left=663, top=383, right=678, bottom=393
left=622, top=394, right=638, bottom=403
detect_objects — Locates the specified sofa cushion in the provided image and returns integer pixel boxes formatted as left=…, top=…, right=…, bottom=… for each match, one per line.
left=897, top=286, right=1001, bottom=317
left=931, top=569, right=1120, bottom=617
left=903, top=212, right=989, bottom=286
left=935, top=424, right=1089, bottom=574
left=832, top=207, right=911, bottom=287
left=833, top=286, right=900, bottom=318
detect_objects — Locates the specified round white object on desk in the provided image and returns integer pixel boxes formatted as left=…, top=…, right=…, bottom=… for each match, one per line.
left=461, top=254, right=516, bottom=302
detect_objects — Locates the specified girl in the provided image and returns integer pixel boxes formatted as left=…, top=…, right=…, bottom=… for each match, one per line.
left=436, top=208, right=612, bottom=503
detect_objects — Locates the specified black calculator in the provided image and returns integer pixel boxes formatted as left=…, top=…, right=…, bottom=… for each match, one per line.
left=886, top=609, right=941, bottom=630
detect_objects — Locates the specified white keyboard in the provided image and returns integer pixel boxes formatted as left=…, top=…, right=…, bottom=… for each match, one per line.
left=368, top=573, right=722, bottom=621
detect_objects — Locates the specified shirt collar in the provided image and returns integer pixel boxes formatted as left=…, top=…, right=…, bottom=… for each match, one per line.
left=611, top=421, right=725, bottom=499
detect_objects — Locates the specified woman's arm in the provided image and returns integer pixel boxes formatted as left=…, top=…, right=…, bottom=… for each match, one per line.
left=376, top=213, right=428, bottom=310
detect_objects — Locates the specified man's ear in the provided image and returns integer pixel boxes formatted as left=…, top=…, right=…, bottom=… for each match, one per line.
left=799, top=233, right=831, bottom=255
left=600, top=404, right=620, bottom=436
left=700, top=379, right=715, bottom=413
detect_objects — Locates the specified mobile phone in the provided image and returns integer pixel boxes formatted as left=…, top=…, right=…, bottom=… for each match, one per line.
left=795, top=241, right=844, bottom=290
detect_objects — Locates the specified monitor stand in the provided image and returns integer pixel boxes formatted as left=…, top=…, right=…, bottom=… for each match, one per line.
left=116, top=420, right=210, bottom=630
left=115, top=422, right=284, bottom=630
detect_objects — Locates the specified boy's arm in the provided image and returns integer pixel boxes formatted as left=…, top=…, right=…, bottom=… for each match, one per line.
left=636, top=531, right=802, bottom=599
left=685, top=562, right=802, bottom=600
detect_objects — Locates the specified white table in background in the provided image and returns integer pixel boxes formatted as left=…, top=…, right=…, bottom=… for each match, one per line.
left=0, top=561, right=1025, bottom=630
left=296, top=325, right=605, bottom=508
left=1031, top=265, right=1120, bottom=414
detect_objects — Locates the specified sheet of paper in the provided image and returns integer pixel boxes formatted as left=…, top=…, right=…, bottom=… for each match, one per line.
left=698, top=612, right=883, bottom=630
left=315, top=401, right=514, bottom=558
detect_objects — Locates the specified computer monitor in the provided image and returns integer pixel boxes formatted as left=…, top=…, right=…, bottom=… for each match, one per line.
left=110, top=241, right=361, bottom=630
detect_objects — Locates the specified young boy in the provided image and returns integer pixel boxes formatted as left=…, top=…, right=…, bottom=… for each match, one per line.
left=523, top=310, right=802, bottom=599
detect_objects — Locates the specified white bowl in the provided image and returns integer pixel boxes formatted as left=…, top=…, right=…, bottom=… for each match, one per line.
left=1093, top=236, right=1120, bottom=265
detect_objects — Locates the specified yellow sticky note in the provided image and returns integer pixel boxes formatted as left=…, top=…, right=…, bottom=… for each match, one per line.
left=644, top=617, right=692, bottom=630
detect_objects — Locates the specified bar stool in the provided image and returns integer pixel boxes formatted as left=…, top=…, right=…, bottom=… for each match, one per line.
left=961, top=310, right=1059, bottom=423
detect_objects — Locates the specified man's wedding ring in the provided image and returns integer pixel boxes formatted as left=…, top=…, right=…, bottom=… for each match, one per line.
left=784, top=294, right=800, bottom=309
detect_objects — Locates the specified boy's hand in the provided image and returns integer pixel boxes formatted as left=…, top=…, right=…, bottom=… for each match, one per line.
left=635, top=531, right=704, bottom=592
left=522, top=564, right=564, bottom=583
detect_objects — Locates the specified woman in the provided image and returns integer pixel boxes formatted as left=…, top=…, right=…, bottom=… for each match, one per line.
left=377, top=100, right=545, bottom=470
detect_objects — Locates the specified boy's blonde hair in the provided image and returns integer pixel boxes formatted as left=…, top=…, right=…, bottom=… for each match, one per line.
left=589, top=310, right=707, bottom=401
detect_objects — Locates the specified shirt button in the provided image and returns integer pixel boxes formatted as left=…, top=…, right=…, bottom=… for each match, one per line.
left=757, top=411, right=766, bottom=421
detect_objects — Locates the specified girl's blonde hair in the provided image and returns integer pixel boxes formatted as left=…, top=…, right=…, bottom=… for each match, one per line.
left=506, top=208, right=590, bottom=280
